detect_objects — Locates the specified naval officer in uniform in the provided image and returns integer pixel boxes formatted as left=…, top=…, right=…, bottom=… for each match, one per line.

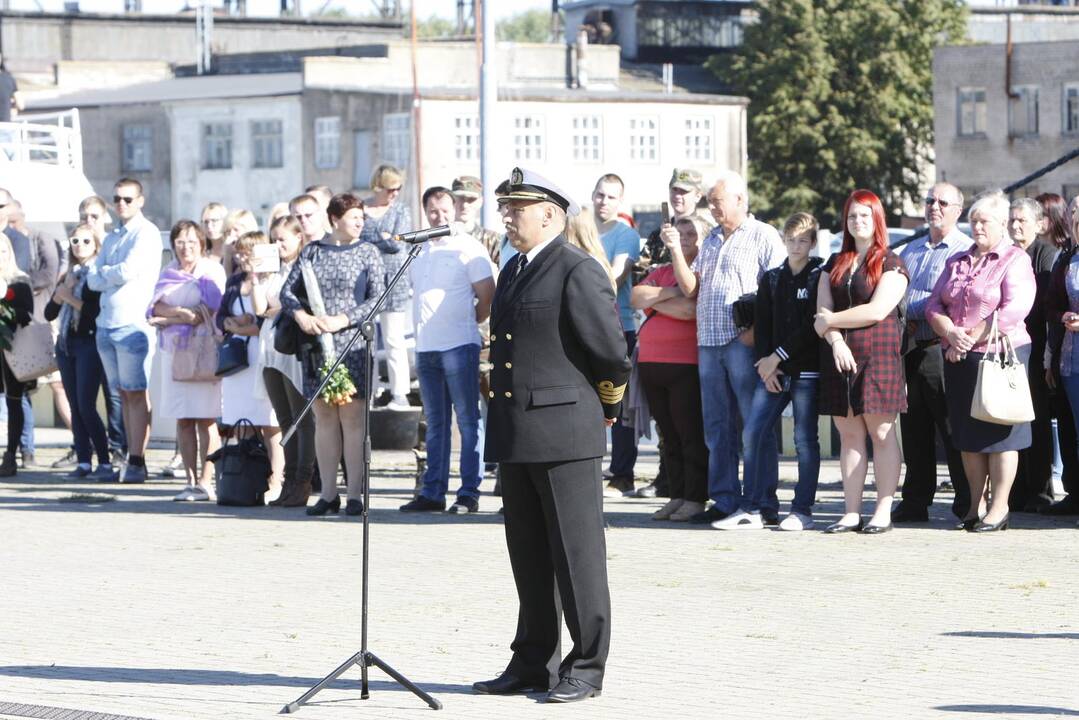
left=472, top=168, right=631, bottom=703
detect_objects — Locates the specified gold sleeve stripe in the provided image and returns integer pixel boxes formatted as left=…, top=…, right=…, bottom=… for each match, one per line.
left=596, top=381, right=626, bottom=404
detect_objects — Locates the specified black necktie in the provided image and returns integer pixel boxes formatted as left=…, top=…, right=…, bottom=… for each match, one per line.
left=510, top=253, right=528, bottom=283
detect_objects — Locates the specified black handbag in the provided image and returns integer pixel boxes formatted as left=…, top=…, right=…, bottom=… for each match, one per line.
left=732, top=291, right=756, bottom=330
left=207, top=419, right=271, bottom=506
left=273, top=311, right=300, bottom=355
left=215, top=335, right=249, bottom=377
left=215, top=292, right=250, bottom=377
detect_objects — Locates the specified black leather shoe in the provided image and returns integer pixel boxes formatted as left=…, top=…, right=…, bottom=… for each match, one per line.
left=399, top=496, right=447, bottom=512
left=971, top=515, right=1009, bottom=533
left=953, top=517, right=980, bottom=531
left=890, top=503, right=929, bottom=522
left=345, top=498, right=364, bottom=516
left=472, top=673, right=547, bottom=695
left=761, top=511, right=780, bottom=527
left=862, top=522, right=892, bottom=535
left=546, top=677, right=601, bottom=703
left=689, top=506, right=730, bottom=525
left=306, top=496, right=341, bottom=516
left=823, top=518, right=864, bottom=534
left=1041, top=496, right=1079, bottom=516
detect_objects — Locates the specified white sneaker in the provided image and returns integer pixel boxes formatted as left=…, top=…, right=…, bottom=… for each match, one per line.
left=189, top=485, right=214, bottom=502
left=387, top=396, right=411, bottom=411
left=779, top=512, right=814, bottom=532
left=173, top=486, right=197, bottom=502
left=161, top=454, right=184, bottom=478
left=711, top=510, right=764, bottom=531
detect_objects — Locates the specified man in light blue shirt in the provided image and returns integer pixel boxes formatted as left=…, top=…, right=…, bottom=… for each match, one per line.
left=593, top=173, right=641, bottom=497
left=86, top=178, right=161, bottom=483
left=893, top=182, right=972, bottom=523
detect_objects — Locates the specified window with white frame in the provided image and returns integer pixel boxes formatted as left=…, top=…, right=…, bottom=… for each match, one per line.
left=957, top=87, right=987, bottom=136
left=314, top=116, right=341, bottom=169
left=513, top=116, right=544, bottom=162
left=571, top=115, right=602, bottom=163
left=453, top=115, right=479, bottom=162
left=628, top=116, right=659, bottom=162
left=251, top=119, right=283, bottom=169
left=381, top=113, right=412, bottom=169
left=201, top=122, right=232, bottom=170
left=1009, top=85, right=1039, bottom=137
left=1064, top=84, right=1079, bottom=135
left=683, top=117, right=713, bottom=162
left=121, top=123, right=152, bottom=173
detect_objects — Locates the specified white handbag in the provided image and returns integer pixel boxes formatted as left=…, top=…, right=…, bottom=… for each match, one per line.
left=3, top=321, right=58, bottom=382
left=970, top=312, right=1035, bottom=426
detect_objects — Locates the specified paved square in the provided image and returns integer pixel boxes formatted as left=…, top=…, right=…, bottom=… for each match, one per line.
left=1, top=442, right=1077, bottom=720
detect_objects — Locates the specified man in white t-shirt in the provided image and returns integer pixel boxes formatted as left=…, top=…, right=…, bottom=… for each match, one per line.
left=399, top=186, right=496, bottom=514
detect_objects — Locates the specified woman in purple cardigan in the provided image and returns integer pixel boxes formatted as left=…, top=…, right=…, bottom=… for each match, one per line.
left=926, top=191, right=1036, bottom=532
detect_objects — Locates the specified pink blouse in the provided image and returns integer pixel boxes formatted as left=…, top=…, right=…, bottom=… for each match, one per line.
left=926, top=241, right=1035, bottom=352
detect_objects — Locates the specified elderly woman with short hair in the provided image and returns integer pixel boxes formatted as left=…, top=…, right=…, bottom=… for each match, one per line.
left=926, top=191, right=1036, bottom=532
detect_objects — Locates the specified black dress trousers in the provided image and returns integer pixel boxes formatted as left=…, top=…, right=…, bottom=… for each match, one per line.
left=500, top=458, right=610, bottom=689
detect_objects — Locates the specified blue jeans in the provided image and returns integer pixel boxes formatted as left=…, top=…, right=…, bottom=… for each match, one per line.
left=20, top=394, right=34, bottom=454
left=103, top=372, right=126, bottom=454
left=699, top=340, right=773, bottom=513
left=56, top=336, right=110, bottom=466
left=417, top=343, right=482, bottom=502
left=743, top=375, right=821, bottom=516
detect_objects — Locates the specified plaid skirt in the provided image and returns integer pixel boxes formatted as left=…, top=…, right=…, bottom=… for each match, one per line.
left=819, top=319, right=907, bottom=417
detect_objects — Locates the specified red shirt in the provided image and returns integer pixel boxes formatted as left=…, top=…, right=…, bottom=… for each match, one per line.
left=637, top=265, right=698, bottom=365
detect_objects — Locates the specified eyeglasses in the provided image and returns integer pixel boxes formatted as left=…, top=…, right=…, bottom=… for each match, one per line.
left=69, top=236, right=94, bottom=246
left=113, top=195, right=138, bottom=205
left=925, top=197, right=955, bottom=209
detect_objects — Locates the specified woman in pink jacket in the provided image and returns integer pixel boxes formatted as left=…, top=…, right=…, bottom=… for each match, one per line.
left=927, top=191, right=1036, bottom=532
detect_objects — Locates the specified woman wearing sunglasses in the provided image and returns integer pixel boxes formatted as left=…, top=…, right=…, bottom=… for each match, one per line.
left=361, top=164, right=413, bottom=410
left=44, top=225, right=114, bottom=480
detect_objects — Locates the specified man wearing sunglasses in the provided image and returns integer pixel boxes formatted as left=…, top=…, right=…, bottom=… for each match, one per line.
left=893, top=182, right=973, bottom=524
left=86, top=178, right=161, bottom=484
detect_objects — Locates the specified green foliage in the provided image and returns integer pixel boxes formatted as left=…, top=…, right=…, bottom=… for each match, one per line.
left=715, top=0, right=967, bottom=227
left=416, top=14, right=458, bottom=39
left=497, top=9, right=556, bottom=43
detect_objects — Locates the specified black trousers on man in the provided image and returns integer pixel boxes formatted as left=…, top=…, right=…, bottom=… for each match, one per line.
left=1013, top=356, right=1054, bottom=509
left=899, top=344, right=970, bottom=518
left=500, top=458, right=610, bottom=691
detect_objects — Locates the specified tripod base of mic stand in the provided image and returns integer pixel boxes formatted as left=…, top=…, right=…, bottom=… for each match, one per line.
left=281, top=649, right=442, bottom=713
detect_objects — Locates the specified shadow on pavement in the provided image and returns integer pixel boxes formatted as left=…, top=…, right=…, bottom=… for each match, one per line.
left=935, top=705, right=1079, bottom=716
left=0, top=664, right=473, bottom=695
left=941, top=630, right=1079, bottom=640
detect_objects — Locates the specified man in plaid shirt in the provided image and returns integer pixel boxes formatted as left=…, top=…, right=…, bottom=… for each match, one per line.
left=668, top=171, right=785, bottom=526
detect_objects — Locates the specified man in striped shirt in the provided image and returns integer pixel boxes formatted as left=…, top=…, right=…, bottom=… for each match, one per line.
left=668, top=170, right=785, bottom=526
left=893, top=182, right=972, bottom=523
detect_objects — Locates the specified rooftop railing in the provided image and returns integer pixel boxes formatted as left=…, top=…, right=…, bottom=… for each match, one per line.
left=0, top=109, right=83, bottom=173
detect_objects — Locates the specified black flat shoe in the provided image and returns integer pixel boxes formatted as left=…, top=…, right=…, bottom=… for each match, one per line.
left=823, top=518, right=864, bottom=534
left=862, top=522, right=892, bottom=535
left=954, top=515, right=982, bottom=531
left=546, top=677, right=601, bottom=703
left=306, top=496, right=341, bottom=516
left=472, top=672, right=548, bottom=695
left=971, top=515, right=1009, bottom=533
left=345, top=498, right=364, bottom=516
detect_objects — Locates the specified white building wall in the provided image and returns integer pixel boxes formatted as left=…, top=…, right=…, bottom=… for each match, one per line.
left=419, top=97, right=746, bottom=217
left=167, top=96, right=303, bottom=227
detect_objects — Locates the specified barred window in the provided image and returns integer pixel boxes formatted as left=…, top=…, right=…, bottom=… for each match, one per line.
left=251, top=119, right=283, bottom=169
left=957, top=87, right=987, bottom=136
left=202, top=122, right=232, bottom=170
left=121, top=123, right=152, bottom=173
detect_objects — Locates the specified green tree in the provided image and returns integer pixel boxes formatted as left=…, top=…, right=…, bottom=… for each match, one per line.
left=714, top=0, right=967, bottom=227
left=416, top=14, right=457, bottom=39
left=497, top=9, right=556, bottom=43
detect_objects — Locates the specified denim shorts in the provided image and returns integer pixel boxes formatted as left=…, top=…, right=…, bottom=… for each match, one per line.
left=96, top=324, right=155, bottom=392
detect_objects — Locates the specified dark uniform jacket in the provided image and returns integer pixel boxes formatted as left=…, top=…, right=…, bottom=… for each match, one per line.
left=485, top=236, right=630, bottom=464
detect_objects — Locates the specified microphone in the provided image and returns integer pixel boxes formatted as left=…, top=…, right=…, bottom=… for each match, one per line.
left=394, top=225, right=453, bottom=244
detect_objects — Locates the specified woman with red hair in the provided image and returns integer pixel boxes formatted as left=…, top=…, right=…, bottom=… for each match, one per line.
left=814, top=190, right=910, bottom=533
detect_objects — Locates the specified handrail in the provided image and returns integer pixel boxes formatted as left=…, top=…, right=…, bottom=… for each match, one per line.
left=0, top=108, right=83, bottom=172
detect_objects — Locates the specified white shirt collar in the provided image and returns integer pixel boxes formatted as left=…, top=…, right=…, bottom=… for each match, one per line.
left=524, top=236, right=556, bottom=263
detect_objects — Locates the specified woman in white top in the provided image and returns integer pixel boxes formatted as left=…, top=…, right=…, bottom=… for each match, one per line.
left=147, top=221, right=226, bottom=501
left=252, top=216, right=315, bottom=508
left=216, top=230, right=284, bottom=502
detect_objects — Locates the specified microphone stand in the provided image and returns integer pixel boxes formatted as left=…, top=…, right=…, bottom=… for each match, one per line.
left=280, top=242, right=442, bottom=713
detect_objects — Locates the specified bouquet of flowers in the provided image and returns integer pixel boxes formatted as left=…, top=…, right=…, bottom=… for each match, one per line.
left=0, top=279, right=15, bottom=352
left=319, top=356, right=357, bottom=406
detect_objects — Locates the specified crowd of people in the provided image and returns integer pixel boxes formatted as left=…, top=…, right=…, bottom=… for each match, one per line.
left=2, top=163, right=1078, bottom=533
